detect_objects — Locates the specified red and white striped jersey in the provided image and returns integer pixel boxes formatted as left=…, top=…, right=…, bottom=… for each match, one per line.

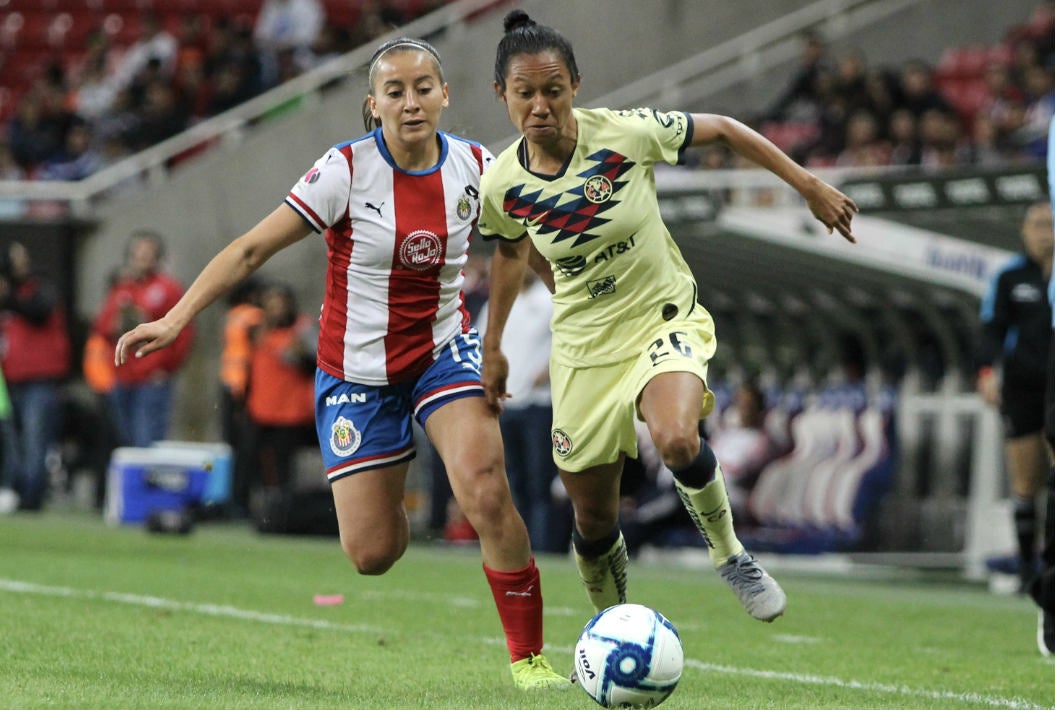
left=286, top=129, right=493, bottom=386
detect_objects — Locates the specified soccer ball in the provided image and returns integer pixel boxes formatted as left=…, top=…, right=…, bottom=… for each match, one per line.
left=573, top=603, right=684, bottom=708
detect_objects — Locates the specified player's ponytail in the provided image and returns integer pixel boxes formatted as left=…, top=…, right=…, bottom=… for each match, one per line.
left=503, top=9, right=534, bottom=33
left=494, top=10, right=579, bottom=91
left=362, top=98, right=380, bottom=131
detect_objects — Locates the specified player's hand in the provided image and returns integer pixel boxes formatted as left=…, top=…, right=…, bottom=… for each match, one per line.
left=804, top=179, right=858, bottom=243
left=976, top=369, right=1000, bottom=408
left=481, top=347, right=511, bottom=414
left=114, top=318, right=180, bottom=366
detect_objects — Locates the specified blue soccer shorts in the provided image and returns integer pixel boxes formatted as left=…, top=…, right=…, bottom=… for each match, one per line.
left=315, top=329, right=485, bottom=483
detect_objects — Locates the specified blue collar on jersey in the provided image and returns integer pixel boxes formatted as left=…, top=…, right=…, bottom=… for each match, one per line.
left=372, top=127, right=449, bottom=176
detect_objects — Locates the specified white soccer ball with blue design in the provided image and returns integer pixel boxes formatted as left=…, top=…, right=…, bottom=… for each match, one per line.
left=574, top=603, right=683, bottom=708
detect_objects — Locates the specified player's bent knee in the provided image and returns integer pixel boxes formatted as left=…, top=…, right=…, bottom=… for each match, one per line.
left=573, top=506, right=620, bottom=540
left=651, top=429, right=701, bottom=470
left=341, top=539, right=405, bottom=576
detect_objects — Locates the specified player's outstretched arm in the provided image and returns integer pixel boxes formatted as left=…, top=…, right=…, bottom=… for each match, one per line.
left=481, top=238, right=532, bottom=412
left=688, top=113, right=858, bottom=242
left=115, top=205, right=311, bottom=365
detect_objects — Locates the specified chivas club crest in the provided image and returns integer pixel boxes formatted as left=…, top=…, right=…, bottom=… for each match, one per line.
left=456, top=194, right=473, bottom=221
left=330, top=416, right=362, bottom=457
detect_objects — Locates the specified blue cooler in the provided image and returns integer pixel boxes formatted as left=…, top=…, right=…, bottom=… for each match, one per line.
left=105, top=446, right=215, bottom=525
left=152, top=441, right=234, bottom=505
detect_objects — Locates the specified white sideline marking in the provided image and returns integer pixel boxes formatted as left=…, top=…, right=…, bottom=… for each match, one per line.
left=683, top=659, right=1050, bottom=710
left=1, top=577, right=1047, bottom=709
left=772, top=633, right=822, bottom=644
left=0, top=578, right=384, bottom=634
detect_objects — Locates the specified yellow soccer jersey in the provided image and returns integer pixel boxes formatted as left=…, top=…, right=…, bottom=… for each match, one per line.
left=480, top=106, right=702, bottom=366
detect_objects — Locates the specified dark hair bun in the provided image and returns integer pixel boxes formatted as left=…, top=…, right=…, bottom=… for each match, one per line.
left=503, top=9, right=534, bottom=33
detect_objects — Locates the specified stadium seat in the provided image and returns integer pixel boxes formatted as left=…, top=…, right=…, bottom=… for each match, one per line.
left=828, top=407, right=894, bottom=535
left=799, top=408, right=860, bottom=528
left=748, top=407, right=840, bottom=527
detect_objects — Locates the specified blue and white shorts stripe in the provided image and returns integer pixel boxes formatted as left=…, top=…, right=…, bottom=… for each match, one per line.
left=315, top=330, right=485, bottom=483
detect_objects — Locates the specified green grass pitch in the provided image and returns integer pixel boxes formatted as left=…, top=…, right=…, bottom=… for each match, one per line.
left=0, top=512, right=1050, bottom=709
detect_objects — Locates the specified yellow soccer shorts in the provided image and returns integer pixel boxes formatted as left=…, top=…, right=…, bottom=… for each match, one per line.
left=549, top=307, right=717, bottom=472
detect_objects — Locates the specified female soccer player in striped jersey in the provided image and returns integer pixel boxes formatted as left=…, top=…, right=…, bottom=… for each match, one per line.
left=480, top=10, right=857, bottom=623
left=115, top=37, right=569, bottom=691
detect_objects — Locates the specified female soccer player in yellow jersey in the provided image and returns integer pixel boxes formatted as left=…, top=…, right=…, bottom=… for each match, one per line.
left=480, top=10, right=858, bottom=622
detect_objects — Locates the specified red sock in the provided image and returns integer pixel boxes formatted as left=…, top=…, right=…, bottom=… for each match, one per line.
left=482, top=557, right=544, bottom=662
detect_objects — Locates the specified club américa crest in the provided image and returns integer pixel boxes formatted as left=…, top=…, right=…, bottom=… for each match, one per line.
left=330, top=416, right=362, bottom=457
left=583, top=175, right=613, bottom=204
left=552, top=428, right=573, bottom=457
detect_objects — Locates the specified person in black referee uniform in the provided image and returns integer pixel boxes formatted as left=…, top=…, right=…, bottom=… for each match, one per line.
left=1031, top=113, right=1055, bottom=658
left=977, top=201, right=1054, bottom=596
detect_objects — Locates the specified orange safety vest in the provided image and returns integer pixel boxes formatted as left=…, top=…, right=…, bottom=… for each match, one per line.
left=246, top=317, right=316, bottom=427
left=82, top=332, right=116, bottom=394
left=220, top=303, right=264, bottom=398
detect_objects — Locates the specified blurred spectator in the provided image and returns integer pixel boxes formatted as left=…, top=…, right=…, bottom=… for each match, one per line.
left=0, top=242, right=71, bottom=511
left=0, top=141, right=26, bottom=180
left=887, top=108, right=922, bottom=165
left=762, top=30, right=830, bottom=123
left=708, top=382, right=776, bottom=521
left=111, top=11, right=179, bottom=92
left=126, top=80, right=189, bottom=151
left=93, top=231, right=193, bottom=447
left=832, top=50, right=870, bottom=117
left=6, top=90, right=69, bottom=172
left=896, top=60, right=954, bottom=118
left=220, top=278, right=265, bottom=517
left=174, top=15, right=210, bottom=76
left=69, top=51, right=119, bottom=123
left=1027, top=1, right=1055, bottom=67
left=93, top=88, right=141, bottom=148
left=81, top=271, right=122, bottom=508
left=244, top=282, right=317, bottom=500
left=254, top=0, right=325, bottom=53
left=835, top=110, right=890, bottom=167
left=918, top=108, right=971, bottom=171
left=862, top=67, right=898, bottom=127
left=979, top=61, right=1025, bottom=130
left=1009, top=37, right=1044, bottom=90
left=1015, top=64, right=1055, bottom=157
left=38, top=120, right=105, bottom=181
left=204, top=19, right=266, bottom=114
left=173, top=58, right=213, bottom=123
left=254, top=0, right=324, bottom=84
left=970, top=113, right=1008, bottom=166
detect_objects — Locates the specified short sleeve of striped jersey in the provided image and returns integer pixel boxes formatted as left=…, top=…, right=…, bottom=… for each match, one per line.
left=285, top=147, right=352, bottom=232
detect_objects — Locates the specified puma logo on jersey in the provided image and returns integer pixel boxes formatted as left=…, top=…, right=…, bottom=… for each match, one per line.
left=365, top=201, right=384, bottom=218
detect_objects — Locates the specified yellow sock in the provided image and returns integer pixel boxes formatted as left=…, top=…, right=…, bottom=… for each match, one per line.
left=675, top=462, right=744, bottom=567
left=572, top=531, right=629, bottom=612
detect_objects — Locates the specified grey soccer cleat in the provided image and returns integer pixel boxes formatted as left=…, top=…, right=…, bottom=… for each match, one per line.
left=718, top=551, right=787, bottom=622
